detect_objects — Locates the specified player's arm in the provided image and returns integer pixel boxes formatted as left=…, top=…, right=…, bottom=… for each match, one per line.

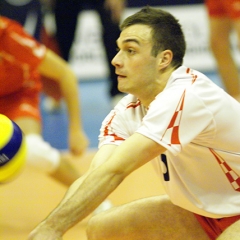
left=38, top=49, right=88, bottom=155
left=28, top=133, right=166, bottom=239
left=57, top=144, right=118, bottom=206
left=217, top=220, right=240, bottom=239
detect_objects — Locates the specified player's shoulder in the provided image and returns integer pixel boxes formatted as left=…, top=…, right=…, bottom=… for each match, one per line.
left=112, top=94, right=146, bottom=122
left=171, top=66, right=207, bottom=81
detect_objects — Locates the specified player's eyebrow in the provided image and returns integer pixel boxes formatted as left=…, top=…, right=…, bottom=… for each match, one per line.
left=117, top=38, right=140, bottom=46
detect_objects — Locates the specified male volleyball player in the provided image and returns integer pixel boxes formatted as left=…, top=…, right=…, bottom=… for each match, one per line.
left=29, top=6, right=240, bottom=240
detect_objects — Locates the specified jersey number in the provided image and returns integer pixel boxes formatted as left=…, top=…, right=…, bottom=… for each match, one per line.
left=161, top=154, right=170, bottom=181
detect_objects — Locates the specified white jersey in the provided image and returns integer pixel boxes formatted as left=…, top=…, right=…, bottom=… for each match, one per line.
left=99, top=66, right=240, bottom=218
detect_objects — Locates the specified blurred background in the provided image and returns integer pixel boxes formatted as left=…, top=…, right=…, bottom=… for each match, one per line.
left=0, top=0, right=237, bottom=149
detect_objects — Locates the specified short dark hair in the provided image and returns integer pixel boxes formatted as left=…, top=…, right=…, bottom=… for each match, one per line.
left=120, top=6, right=186, bottom=68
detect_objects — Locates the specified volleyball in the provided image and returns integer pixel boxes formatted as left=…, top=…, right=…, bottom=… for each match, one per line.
left=0, top=114, right=27, bottom=183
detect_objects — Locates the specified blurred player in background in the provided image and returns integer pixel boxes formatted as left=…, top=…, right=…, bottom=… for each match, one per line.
left=0, top=0, right=65, bottom=111
left=0, top=2, right=113, bottom=212
left=205, top=0, right=240, bottom=101
left=0, top=0, right=43, bottom=40
left=0, top=16, right=89, bottom=186
left=53, top=0, right=127, bottom=106
left=0, top=0, right=127, bottom=107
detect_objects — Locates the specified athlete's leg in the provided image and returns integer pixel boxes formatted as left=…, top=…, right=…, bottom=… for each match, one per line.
left=14, top=116, right=41, bottom=135
left=15, top=117, right=80, bottom=186
left=49, top=152, right=80, bottom=186
left=86, top=195, right=209, bottom=240
left=208, top=16, right=240, bottom=100
left=54, top=0, right=81, bottom=61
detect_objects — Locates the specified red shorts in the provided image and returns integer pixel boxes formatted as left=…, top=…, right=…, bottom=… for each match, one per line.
left=0, top=87, right=41, bottom=122
left=205, top=0, right=240, bottom=19
left=195, top=214, right=240, bottom=239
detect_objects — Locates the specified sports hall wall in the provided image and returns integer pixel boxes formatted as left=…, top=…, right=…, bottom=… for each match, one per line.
left=69, top=0, right=240, bottom=80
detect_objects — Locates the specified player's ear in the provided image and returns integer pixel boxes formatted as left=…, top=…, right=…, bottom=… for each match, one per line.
left=158, top=50, right=173, bottom=69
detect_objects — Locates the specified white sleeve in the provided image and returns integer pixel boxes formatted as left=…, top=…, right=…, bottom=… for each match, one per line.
left=98, top=95, right=145, bottom=148
left=98, top=109, right=126, bottom=148
left=136, top=89, right=214, bottom=155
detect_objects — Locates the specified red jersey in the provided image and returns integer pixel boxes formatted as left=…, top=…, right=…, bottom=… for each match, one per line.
left=205, top=0, right=240, bottom=19
left=0, top=16, right=46, bottom=120
left=0, top=16, right=46, bottom=96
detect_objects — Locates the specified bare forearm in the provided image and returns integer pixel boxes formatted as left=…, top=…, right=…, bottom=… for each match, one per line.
left=59, top=70, right=82, bottom=129
left=39, top=49, right=83, bottom=130
left=39, top=166, right=124, bottom=235
left=58, top=68, right=89, bottom=154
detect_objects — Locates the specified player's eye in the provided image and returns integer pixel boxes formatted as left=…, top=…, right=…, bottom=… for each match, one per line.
left=127, top=48, right=136, bottom=54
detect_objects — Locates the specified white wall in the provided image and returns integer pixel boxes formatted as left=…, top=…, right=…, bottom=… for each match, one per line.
left=69, top=10, right=109, bottom=80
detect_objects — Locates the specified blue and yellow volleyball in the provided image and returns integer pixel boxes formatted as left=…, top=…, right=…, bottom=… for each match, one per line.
left=0, top=114, right=27, bottom=183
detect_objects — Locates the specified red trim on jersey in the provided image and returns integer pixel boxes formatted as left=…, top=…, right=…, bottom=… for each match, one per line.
left=103, top=113, right=116, bottom=136
left=103, top=112, right=125, bottom=142
left=210, top=148, right=240, bottom=192
left=126, top=100, right=141, bottom=109
left=161, top=90, right=185, bottom=146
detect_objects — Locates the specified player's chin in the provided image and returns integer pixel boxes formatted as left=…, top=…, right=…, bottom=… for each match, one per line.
left=117, top=82, right=128, bottom=92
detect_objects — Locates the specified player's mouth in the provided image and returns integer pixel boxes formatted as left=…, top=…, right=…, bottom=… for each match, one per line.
left=116, top=74, right=126, bottom=80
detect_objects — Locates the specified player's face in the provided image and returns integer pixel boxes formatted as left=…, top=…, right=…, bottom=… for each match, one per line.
left=112, top=24, right=159, bottom=97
